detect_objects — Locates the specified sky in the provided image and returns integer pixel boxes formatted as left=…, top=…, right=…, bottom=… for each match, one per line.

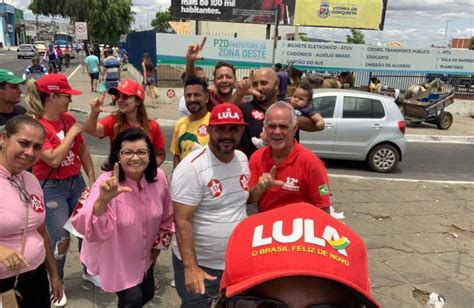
left=7, top=0, right=474, bottom=48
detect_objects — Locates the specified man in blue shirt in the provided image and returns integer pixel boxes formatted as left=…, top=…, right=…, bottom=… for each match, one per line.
left=85, top=52, right=100, bottom=92
left=101, top=49, right=121, bottom=105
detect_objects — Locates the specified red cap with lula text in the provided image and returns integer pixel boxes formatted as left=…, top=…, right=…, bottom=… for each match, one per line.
left=36, top=73, right=82, bottom=95
left=108, top=79, right=145, bottom=101
left=220, top=202, right=381, bottom=308
left=209, top=103, right=247, bottom=126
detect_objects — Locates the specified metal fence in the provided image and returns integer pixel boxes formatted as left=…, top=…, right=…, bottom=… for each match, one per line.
left=156, top=64, right=473, bottom=98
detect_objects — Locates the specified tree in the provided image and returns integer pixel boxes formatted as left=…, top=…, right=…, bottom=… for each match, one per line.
left=470, top=36, right=474, bottom=50
left=29, top=0, right=135, bottom=43
left=151, top=8, right=173, bottom=33
left=346, top=29, right=365, bottom=44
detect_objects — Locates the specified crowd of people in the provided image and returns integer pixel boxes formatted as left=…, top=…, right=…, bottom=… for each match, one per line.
left=0, top=36, right=381, bottom=308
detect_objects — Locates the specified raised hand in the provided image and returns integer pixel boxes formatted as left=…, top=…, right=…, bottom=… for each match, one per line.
left=67, top=122, right=85, bottom=137
left=98, top=163, right=133, bottom=202
left=90, top=91, right=106, bottom=113
left=235, top=79, right=261, bottom=98
left=258, top=165, right=284, bottom=191
left=186, top=36, right=207, bottom=61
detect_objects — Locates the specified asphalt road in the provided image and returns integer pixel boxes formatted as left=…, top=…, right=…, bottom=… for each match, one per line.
left=0, top=50, right=80, bottom=77
left=71, top=111, right=474, bottom=182
left=2, top=53, right=472, bottom=182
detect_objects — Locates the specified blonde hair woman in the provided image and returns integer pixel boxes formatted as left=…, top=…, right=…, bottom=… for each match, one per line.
left=25, top=74, right=95, bottom=303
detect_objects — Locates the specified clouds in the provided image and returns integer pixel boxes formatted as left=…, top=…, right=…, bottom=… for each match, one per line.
left=7, top=0, right=473, bottom=47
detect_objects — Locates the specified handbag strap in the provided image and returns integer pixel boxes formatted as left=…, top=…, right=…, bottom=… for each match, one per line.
left=13, top=174, right=30, bottom=289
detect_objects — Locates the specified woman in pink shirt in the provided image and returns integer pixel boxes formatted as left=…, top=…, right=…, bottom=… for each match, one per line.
left=72, top=128, right=174, bottom=307
left=0, top=115, right=63, bottom=307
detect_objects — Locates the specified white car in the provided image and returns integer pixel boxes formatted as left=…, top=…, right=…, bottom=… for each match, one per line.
left=300, top=89, right=407, bottom=173
left=17, top=44, right=38, bottom=59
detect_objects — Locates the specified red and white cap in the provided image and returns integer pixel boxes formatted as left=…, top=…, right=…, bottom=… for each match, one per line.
left=220, top=202, right=381, bottom=308
left=209, top=103, right=247, bottom=126
left=36, top=74, right=82, bottom=95
left=108, top=79, right=145, bottom=101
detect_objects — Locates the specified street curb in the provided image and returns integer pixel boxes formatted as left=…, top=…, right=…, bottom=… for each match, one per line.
left=405, top=134, right=474, bottom=144
left=71, top=108, right=473, bottom=143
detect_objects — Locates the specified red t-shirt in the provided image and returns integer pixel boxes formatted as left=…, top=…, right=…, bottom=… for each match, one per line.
left=206, top=89, right=225, bottom=112
left=249, top=141, right=331, bottom=212
left=33, top=113, right=84, bottom=180
left=99, top=114, right=165, bottom=151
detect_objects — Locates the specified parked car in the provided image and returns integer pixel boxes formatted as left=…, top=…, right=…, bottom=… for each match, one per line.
left=33, top=41, right=47, bottom=56
left=300, top=89, right=407, bottom=173
left=17, top=44, right=38, bottom=59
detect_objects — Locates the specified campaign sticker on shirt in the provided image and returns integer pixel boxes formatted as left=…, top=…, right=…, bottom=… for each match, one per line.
left=30, top=194, right=44, bottom=213
left=239, top=174, right=249, bottom=191
left=197, top=124, right=208, bottom=137
left=207, top=179, right=223, bottom=198
left=251, top=109, right=265, bottom=120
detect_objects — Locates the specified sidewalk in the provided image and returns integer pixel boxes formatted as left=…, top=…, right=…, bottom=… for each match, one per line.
left=67, top=63, right=474, bottom=143
left=62, top=64, right=474, bottom=307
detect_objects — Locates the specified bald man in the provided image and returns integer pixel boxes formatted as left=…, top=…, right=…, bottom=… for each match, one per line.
left=238, top=68, right=319, bottom=158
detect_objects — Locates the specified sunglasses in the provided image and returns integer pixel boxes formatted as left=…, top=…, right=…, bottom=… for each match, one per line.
left=213, top=295, right=354, bottom=308
left=9, top=175, right=31, bottom=206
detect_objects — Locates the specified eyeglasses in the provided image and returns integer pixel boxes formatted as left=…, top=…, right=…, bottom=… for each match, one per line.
left=9, top=175, right=31, bottom=206
left=117, top=93, right=133, bottom=100
left=214, top=295, right=352, bottom=308
left=119, top=148, right=150, bottom=159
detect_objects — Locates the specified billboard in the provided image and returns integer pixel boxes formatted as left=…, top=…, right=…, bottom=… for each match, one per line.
left=156, top=34, right=474, bottom=75
left=171, top=0, right=386, bottom=30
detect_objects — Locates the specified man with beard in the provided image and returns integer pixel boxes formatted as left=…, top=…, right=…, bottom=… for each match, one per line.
left=0, top=69, right=26, bottom=131
left=186, top=37, right=237, bottom=111
left=238, top=68, right=322, bottom=159
left=170, top=77, right=211, bottom=168
left=171, top=103, right=249, bottom=307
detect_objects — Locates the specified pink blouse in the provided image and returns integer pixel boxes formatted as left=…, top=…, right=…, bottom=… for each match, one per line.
left=0, top=166, right=46, bottom=279
left=72, top=169, right=174, bottom=292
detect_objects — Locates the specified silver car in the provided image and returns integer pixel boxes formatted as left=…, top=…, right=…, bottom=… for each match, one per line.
left=300, top=89, right=407, bottom=173
left=17, top=44, right=38, bottom=59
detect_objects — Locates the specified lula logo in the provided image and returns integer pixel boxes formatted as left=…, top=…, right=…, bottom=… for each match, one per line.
left=218, top=108, right=240, bottom=120
left=252, top=218, right=349, bottom=256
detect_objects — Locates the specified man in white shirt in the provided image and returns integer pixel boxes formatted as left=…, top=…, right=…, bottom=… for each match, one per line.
left=171, top=103, right=248, bottom=307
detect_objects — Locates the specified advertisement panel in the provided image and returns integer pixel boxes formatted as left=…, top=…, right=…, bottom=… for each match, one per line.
left=171, top=0, right=386, bottom=29
left=294, top=0, right=385, bottom=29
left=156, top=33, right=273, bottom=68
left=156, top=34, right=474, bottom=75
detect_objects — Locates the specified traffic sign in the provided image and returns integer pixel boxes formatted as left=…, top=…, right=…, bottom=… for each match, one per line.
left=75, top=22, right=88, bottom=40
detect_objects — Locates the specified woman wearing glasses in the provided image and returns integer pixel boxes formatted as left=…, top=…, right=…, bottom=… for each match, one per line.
left=85, top=79, right=166, bottom=166
left=0, top=115, right=63, bottom=307
left=72, top=128, right=174, bottom=307
left=25, top=74, right=95, bottom=303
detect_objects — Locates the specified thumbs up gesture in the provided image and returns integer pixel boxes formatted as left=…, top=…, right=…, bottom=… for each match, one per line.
left=258, top=165, right=284, bottom=191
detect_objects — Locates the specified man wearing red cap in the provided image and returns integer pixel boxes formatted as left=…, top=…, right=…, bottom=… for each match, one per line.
left=218, top=202, right=381, bottom=308
left=248, top=101, right=331, bottom=213
left=171, top=103, right=249, bottom=307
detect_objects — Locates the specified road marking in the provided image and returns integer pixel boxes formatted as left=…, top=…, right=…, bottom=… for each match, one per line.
left=67, top=64, right=81, bottom=80
left=328, top=173, right=474, bottom=185
left=89, top=155, right=473, bottom=184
